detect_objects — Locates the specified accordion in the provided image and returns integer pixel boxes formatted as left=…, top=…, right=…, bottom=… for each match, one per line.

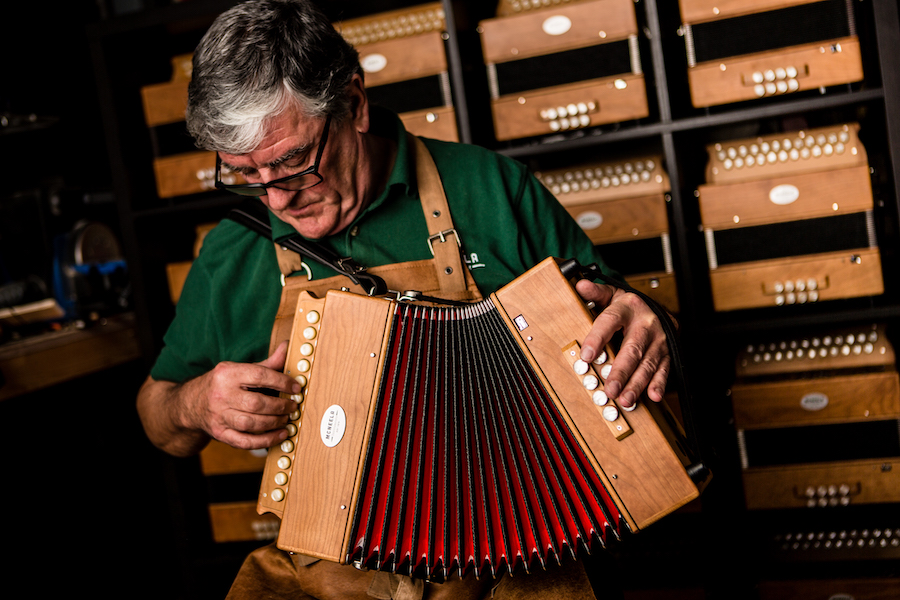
left=731, top=323, right=900, bottom=510
left=257, top=257, right=704, bottom=579
left=479, top=0, right=648, bottom=141
left=679, top=0, right=865, bottom=108
left=698, top=122, right=883, bottom=311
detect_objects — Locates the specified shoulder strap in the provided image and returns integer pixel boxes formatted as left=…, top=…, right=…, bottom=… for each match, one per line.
left=409, top=134, right=468, bottom=297
left=227, top=202, right=388, bottom=296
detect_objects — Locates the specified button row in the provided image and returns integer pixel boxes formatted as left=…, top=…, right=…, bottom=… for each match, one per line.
left=713, top=127, right=853, bottom=171
left=340, top=9, right=445, bottom=45
left=777, top=528, right=899, bottom=552
left=547, top=114, right=592, bottom=132
left=269, top=307, right=322, bottom=503
left=774, top=290, right=819, bottom=306
left=743, top=330, right=880, bottom=365
left=504, top=0, right=575, bottom=13
left=537, top=158, right=661, bottom=193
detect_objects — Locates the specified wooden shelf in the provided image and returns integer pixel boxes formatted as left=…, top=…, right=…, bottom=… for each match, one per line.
left=0, top=312, right=142, bottom=402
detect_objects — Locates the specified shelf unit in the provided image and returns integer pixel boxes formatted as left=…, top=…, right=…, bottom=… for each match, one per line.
left=88, top=0, right=900, bottom=597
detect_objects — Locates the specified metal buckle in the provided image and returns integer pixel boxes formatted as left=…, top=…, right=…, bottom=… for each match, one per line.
left=280, top=261, right=313, bottom=287
left=427, top=228, right=460, bottom=256
left=336, top=257, right=366, bottom=275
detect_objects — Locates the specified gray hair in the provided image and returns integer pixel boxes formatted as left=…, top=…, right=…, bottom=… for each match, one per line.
left=185, top=0, right=361, bottom=154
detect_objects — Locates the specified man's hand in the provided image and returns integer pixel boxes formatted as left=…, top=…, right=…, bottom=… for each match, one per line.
left=137, top=341, right=302, bottom=456
left=574, top=280, right=670, bottom=409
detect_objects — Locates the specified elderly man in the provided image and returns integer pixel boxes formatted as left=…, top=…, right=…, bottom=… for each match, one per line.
left=136, top=0, right=671, bottom=598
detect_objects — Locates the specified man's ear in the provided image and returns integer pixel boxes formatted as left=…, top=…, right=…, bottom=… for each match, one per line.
left=347, top=73, right=370, bottom=134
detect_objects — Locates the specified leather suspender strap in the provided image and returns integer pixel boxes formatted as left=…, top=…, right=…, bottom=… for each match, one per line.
left=408, top=133, right=468, bottom=296
left=270, top=133, right=467, bottom=294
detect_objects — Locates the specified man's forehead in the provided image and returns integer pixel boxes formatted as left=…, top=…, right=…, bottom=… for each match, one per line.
left=221, top=111, right=321, bottom=166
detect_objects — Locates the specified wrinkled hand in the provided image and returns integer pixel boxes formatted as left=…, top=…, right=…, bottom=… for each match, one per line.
left=181, top=341, right=301, bottom=450
left=574, top=280, right=670, bottom=408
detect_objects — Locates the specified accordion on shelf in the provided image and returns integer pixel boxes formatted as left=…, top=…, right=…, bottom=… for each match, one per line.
left=678, top=0, right=865, bottom=108
left=258, top=257, right=704, bottom=579
left=337, top=3, right=459, bottom=142
left=534, top=156, right=678, bottom=313
left=140, top=54, right=246, bottom=199
left=698, top=122, right=883, bottom=312
left=478, top=0, right=648, bottom=142
left=731, top=323, right=900, bottom=510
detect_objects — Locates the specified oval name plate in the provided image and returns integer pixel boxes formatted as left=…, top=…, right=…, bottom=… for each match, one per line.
left=361, top=53, right=388, bottom=73
left=320, top=404, right=347, bottom=447
left=542, top=15, right=572, bottom=36
left=576, top=211, right=603, bottom=230
left=769, top=183, right=800, bottom=205
left=800, top=392, right=829, bottom=411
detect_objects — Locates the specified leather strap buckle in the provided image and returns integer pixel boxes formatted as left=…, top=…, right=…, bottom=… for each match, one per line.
left=427, top=228, right=460, bottom=256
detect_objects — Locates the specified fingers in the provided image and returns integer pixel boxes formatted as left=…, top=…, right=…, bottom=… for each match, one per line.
left=194, top=343, right=302, bottom=450
left=575, top=280, right=670, bottom=408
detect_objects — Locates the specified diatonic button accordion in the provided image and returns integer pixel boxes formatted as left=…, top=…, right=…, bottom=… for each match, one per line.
left=731, top=323, right=900, bottom=510
left=678, top=0, right=865, bottom=108
left=479, top=0, right=648, bottom=141
left=698, top=123, right=883, bottom=311
left=257, top=257, right=704, bottom=579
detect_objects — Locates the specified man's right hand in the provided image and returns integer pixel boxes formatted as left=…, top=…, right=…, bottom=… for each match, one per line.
left=137, top=341, right=301, bottom=457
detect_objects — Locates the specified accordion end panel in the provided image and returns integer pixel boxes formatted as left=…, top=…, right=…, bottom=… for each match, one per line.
left=492, top=258, right=701, bottom=531
left=258, top=291, right=396, bottom=560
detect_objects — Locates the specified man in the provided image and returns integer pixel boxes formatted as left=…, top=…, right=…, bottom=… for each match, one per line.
left=136, top=1, right=671, bottom=598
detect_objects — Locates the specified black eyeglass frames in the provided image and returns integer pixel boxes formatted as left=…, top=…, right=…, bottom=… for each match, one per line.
left=214, top=115, right=332, bottom=197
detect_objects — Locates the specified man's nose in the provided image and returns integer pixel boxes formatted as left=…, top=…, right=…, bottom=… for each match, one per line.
left=264, top=187, right=297, bottom=210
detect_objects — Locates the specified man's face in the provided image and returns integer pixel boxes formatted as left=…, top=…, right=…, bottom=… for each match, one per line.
left=217, top=90, right=372, bottom=239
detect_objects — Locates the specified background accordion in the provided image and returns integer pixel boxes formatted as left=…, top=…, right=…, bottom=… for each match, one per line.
left=258, top=258, right=706, bottom=579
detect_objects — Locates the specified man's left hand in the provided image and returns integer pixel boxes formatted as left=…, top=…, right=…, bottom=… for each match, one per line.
left=574, top=280, right=670, bottom=409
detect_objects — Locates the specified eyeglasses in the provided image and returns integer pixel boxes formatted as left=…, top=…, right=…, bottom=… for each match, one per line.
left=214, top=115, right=332, bottom=197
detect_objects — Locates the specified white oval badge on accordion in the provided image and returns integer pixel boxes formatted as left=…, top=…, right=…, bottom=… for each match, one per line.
left=542, top=15, right=572, bottom=36
left=800, top=392, right=829, bottom=412
left=575, top=210, right=603, bottom=231
left=320, top=404, right=347, bottom=448
left=768, top=183, right=800, bottom=206
left=360, top=53, right=388, bottom=74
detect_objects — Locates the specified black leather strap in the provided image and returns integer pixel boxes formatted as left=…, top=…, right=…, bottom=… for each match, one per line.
left=227, top=203, right=388, bottom=296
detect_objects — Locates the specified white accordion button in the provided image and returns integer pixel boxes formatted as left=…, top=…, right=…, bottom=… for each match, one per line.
left=573, top=359, right=589, bottom=375
left=600, top=364, right=612, bottom=379
left=297, top=359, right=311, bottom=373
left=277, top=456, right=292, bottom=470
left=271, top=488, right=285, bottom=502
left=303, top=326, right=317, bottom=340
left=602, top=405, right=619, bottom=422
left=306, top=310, right=320, bottom=324
left=583, top=375, right=599, bottom=391
left=592, top=390, right=609, bottom=406
left=280, top=439, right=295, bottom=453
left=299, top=343, right=315, bottom=356
left=294, top=375, right=308, bottom=388
left=285, top=423, right=298, bottom=437
left=593, top=351, right=608, bottom=365
left=274, top=472, right=288, bottom=486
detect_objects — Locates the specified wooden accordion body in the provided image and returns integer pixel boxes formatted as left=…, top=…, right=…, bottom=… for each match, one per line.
left=258, top=258, right=702, bottom=579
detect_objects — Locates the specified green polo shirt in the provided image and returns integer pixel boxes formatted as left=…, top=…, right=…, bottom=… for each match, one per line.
left=151, top=108, right=616, bottom=383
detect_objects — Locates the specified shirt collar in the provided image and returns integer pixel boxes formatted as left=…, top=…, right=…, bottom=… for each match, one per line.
left=270, top=106, right=416, bottom=244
